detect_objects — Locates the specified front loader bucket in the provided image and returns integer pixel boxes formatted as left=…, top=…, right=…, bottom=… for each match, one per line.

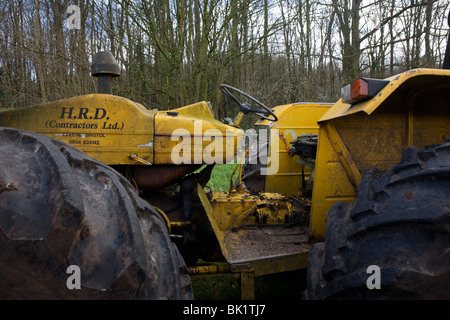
left=197, top=184, right=311, bottom=299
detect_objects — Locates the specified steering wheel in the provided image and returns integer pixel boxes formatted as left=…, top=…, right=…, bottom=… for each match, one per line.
left=219, top=84, right=278, bottom=123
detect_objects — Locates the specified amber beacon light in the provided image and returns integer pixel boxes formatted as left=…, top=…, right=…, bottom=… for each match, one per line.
left=341, top=78, right=389, bottom=104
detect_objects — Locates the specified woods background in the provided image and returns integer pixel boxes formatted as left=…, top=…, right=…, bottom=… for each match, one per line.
left=1, top=0, right=449, bottom=122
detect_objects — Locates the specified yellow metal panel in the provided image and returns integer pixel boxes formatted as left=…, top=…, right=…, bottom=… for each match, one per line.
left=324, top=123, right=361, bottom=192
left=207, top=191, right=292, bottom=231
left=310, top=110, right=405, bottom=237
left=0, top=94, right=156, bottom=165
left=198, top=185, right=310, bottom=266
left=405, top=86, right=450, bottom=150
left=311, top=69, right=450, bottom=238
left=260, top=103, right=332, bottom=195
left=0, top=98, right=245, bottom=166
left=309, top=124, right=356, bottom=238
left=197, top=184, right=229, bottom=259
left=154, top=101, right=244, bottom=165
left=208, top=192, right=258, bottom=231
left=335, top=110, right=404, bottom=172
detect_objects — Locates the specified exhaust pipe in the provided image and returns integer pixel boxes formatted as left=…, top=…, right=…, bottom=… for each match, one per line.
left=91, top=51, right=120, bottom=94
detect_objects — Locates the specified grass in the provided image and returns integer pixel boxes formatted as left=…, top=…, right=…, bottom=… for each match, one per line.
left=205, top=162, right=240, bottom=192
left=191, top=269, right=307, bottom=300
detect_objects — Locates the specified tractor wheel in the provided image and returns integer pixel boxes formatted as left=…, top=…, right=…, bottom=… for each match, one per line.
left=0, top=127, right=193, bottom=299
left=306, top=141, right=450, bottom=299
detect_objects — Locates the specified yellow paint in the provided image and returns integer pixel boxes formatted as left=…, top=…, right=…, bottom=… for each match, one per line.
left=310, top=68, right=450, bottom=238
left=197, top=184, right=229, bottom=259
left=208, top=191, right=291, bottom=232
left=187, top=264, right=231, bottom=275
left=0, top=94, right=155, bottom=165
left=198, top=183, right=298, bottom=262
left=309, top=124, right=357, bottom=238
left=0, top=96, right=244, bottom=166
left=154, top=101, right=244, bottom=165
left=324, top=123, right=361, bottom=192
left=258, top=103, right=332, bottom=196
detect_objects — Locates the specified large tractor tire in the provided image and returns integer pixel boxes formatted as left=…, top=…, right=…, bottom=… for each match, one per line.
left=306, top=140, right=450, bottom=299
left=0, top=127, right=193, bottom=299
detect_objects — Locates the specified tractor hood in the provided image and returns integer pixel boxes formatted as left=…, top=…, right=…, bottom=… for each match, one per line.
left=0, top=94, right=244, bottom=166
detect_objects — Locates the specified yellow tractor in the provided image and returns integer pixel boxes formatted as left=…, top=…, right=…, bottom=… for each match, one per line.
left=1, top=41, right=450, bottom=298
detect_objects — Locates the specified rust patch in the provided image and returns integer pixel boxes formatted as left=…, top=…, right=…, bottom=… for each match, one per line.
left=278, top=132, right=291, bottom=153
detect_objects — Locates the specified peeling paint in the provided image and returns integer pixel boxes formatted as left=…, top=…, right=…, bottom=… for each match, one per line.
left=284, top=129, right=298, bottom=141
left=138, top=140, right=153, bottom=148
